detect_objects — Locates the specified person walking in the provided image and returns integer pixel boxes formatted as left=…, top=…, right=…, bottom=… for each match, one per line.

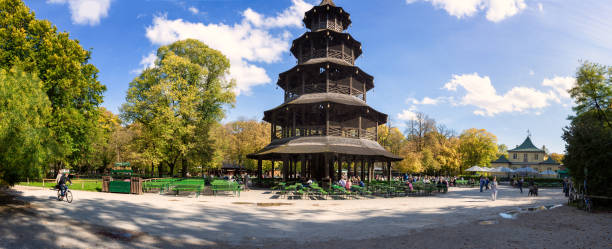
left=518, top=177, right=524, bottom=194
left=485, top=177, right=490, bottom=190
left=479, top=176, right=484, bottom=192
left=491, top=176, right=498, bottom=201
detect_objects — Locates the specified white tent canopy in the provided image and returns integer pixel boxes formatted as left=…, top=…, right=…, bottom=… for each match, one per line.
left=465, top=166, right=484, bottom=172
left=515, top=167, right=538, bottom=173
left=492, top=167, right=515, bottom=173
left=480, top=167, right=494, bottom=172
left=540, top=169, right=557, bottom=175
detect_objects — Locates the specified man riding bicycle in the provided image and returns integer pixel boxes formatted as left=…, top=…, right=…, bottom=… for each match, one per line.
left=57, top=173, right=72, bottom=199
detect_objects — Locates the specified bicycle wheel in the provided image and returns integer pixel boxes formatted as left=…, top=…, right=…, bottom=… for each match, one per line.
left=65, top=190, right=73, bottom=203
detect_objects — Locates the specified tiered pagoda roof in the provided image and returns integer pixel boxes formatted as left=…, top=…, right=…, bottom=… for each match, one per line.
left=248, top=0, right=401, bottom=183
left=508, top=137, right=545, bottom=152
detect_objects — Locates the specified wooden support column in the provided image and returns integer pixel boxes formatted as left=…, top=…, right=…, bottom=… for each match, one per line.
left=301, top=72, right=305, bottom=95
left=337, top=156, right=342, bottom=181
left=257, top=160, right=262, bottom=181
left=360, top=160, right=365, bottom=181
left=367, top=161, right=372, bottom=183
left=358, top=116, right=362, bottom=138
left=387, top=161, right=392, bottom=183
left=282, top=157, right=289, bottom=182
left=326, top=66, right=330, bottom=92
left=301, top=156, right=306, bottom=179
left=292, top=112, right=296, bottom=137
left=347, top=159, right=352, bottom=178
left=291, top=158, right=295, bottom=180
left=285, top=75, right=289, bottom=102
left=363, top=76, right=366, bottom=102
left=326, top=31, right=329, bottom=58
left=302, top=106, right=306, bottom=137
left=325, top=105, right=330, bottom=135
left=349, top=76, right=352, bottom=96
left=298, top=44, right=303, bottom=64
left=353, top=158, right=357, bottom=178
left=376, top=122, right=379, bottom=141
left=310, top=38, right=314, bottom=59
left=270, top=160, right=275, bottom=178
left=351, top=44, right=354, bottom=64
left=323, top=153, right=331, bottom=188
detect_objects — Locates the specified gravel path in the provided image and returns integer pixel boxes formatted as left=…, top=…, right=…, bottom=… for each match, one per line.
left=2, top=185, right=608, bottom=248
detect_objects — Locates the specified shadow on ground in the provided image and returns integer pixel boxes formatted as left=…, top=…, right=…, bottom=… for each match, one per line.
left=0, top=186, right=573, bottom=249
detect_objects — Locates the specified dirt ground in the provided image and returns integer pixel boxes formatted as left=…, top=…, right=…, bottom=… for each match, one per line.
left=1, top=185, right=610, bottom=248
left=246, top=205, right=612, bottom=249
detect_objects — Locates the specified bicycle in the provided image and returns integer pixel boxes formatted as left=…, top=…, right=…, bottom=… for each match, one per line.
left=584, top=196, right=592, bottom=212
left=57, top=184, right=73, bottom=203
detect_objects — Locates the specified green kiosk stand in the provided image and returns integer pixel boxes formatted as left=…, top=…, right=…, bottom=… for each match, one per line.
left=109, top=169, right=133, bottom=194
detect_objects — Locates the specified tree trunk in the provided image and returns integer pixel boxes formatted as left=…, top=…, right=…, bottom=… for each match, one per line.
left=158, top=163, right=163, bottom=178
left=181, top=157, right=188, bottom=178
left=169, top=163, right=175, bottom=177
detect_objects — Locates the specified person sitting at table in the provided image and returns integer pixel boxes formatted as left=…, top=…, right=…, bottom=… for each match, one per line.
left=345, top=179, right=352, bottom=190
left=338, top=178, right=346, bottom=188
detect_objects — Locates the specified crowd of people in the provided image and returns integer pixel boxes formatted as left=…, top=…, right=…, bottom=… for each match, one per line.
left=217, top=172, right=572, bottom=202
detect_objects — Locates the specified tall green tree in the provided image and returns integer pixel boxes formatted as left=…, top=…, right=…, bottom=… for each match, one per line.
left=0, top=67, right=51, bottom=185
left=569, top=61, right=612, bottom=127
left=563, top=61, right=612, bottom=199
left=458, top=128, right=498, bottom=171
left=0, top=0, right=106, bottom=175
left=563, top=112, right=612, bottom=197
left=122, top=39, right=235, bottom=177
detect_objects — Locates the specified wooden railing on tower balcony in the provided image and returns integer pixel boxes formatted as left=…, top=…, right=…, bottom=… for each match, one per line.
left=273, top=125, right=376, bottom=141
left=286, top=84, right=364, bottom=101
left=311, top=20, right=343, bottom=32
left=300, top=49, right=354, bottom=65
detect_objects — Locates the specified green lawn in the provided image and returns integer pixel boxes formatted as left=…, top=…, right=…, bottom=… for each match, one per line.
left=18, top=180, right=102, bottom=192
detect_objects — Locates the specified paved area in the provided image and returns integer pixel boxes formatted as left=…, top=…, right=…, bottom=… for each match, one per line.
left=1, top=185, right=586, bottom=248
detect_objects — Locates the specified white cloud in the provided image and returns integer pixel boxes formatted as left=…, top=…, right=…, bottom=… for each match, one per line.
left=397, top=105, right=418, bottom=121
left=47, top=0, right=111, bottom=26
left=440, top=73, right=572, bottom=116
left=398, top=110, right=418, bottom=121
left=537, top=3, right=543, bottom=12
left=131, top=52, right=157, bottom=74
left=243, top=0, right=312, bottom=29
left=188, top=7, right=199, bottom=15
left=542, top=76, right=575, bottom=100
left=144, top=0, right=313, bottom=95
left=529, top=69, right=535, bottom=76
left=407, top=96, right=446, bottom=105
left=442, top=73, right=547, bottom=115
left=405, top=0, right=527, bottom=22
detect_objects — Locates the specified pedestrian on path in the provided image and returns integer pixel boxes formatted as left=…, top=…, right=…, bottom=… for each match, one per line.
left=518, top=177, right=523, bottom=194
left=491, top=176, right=498, bottom=201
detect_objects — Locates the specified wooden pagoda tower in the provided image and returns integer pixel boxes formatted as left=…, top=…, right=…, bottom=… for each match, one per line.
left=248, top=0, right=401, bottom=186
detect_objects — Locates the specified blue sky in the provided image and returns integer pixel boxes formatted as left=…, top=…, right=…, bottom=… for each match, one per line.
left=25, top=0, right=612, bottom=154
